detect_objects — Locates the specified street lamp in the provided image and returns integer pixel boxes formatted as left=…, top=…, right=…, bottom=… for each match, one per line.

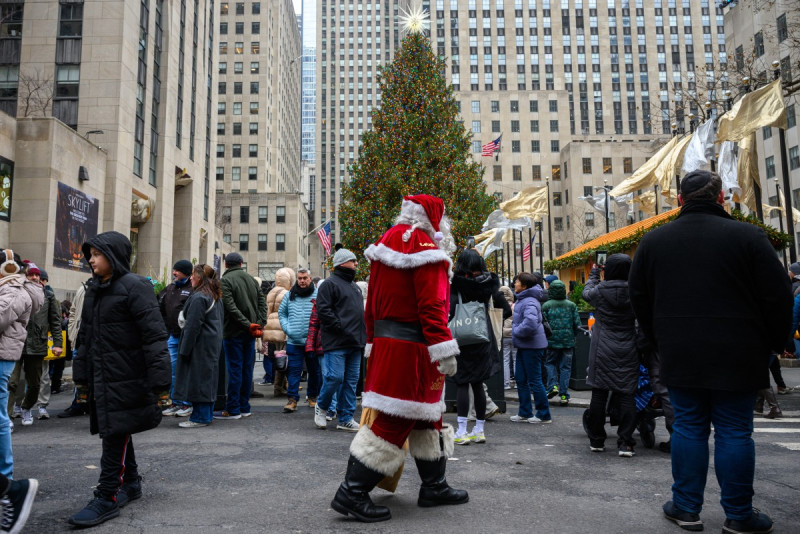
left=772, top=60, right=796, bottom=263
left=688, top=113, right=696, bottom=133
left=773, top=177, right=788, bottom=267
left=594, top=180, right=611, bottom=234
left=545, top=177, right=553, bottom=261
left=671, top=122, right=678, bottom=137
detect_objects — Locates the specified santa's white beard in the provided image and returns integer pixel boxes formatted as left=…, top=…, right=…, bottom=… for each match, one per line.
left=395, top=201, right=455, bottom=255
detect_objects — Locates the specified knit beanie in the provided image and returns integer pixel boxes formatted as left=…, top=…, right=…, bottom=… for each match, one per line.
left=332, top=248, right=357, bottom=268
left=173, top=259, right=193, bottom=276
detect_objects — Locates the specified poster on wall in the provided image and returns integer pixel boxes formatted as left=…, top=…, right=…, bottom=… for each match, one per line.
left=0, top=156, right=13, bottom=221
left=53, top=182, right=98, bottom=272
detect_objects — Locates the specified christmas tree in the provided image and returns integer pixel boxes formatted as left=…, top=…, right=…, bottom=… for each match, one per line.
left=339, top=10, right=495, bottom=274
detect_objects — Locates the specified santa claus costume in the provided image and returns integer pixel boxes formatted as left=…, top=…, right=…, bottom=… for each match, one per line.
left=330, top=195, right=468, bottom=523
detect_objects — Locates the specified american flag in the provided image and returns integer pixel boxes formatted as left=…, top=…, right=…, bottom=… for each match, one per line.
left=522, top=235, right=536, bottom=261
left=481, top=135, right=502, bottom=157
left=317, top=221, right=332, bottom=256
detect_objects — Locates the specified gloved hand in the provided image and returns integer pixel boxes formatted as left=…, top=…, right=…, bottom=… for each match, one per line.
left=437, top=356, right=457, bottom=377
left=75, top=384, right=89, bottom=404
left=155, top=390, right=171, bottom=409
left=249, top=323, right=264, bottom=338
left=364, top=343, right=373, bottom=359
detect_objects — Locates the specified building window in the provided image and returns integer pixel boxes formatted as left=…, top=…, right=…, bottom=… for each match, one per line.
left=252, top=2, right=260, bottom=14
left=219, top=62, right=227, bottom=74
left=276, top=206, right=286, bottom=223
left=250, top=102, right=259, bottom=114
left=549, top=100, right=558, bottom=112
left=258, top=206, right=267, bottom=223
left=219, top=41, right=228, bottom=54
left=790, top=146, right=800, bottom=170
left=223, top=233, right=231, bottom=244
left=249, top=144, right=257, bottom=157
left=754, top=31, right=765, bottom=57
left=788, top=105, right=796, bottom=129
left=216, top=144, right=225, bottom=157
left=235, top=22, right=244, bottom=34
left=512, top=140, right=520, bottom=152
left=552, top=165, right=561, bottom=180
left=216, top=166, right=224, bottom=181
left=550, top=120, right=559, bottom=132
left=239, top=233, right=249, bottom=251
left=763, top=126, right=772, bottom=140
left=240, top=205, right=249, bottom=223
left=472, top=141, right=481, bottom=153
left=258, top=234, right=268, bottom=251
left=232, top=144, right=241, bottom=157
left=249, top=122, right=258, bottom=134
left=250, top=81, right=259, bottom=94
left=765, top=156, right=776, bottom=179
left=249, top=167, right=257, bottom=180
left=623, top=157, right=633, bottom=173
left=777, top=14, right=788, bottom=42
left=471, top=101, right=480, bottom=113
left=551, top=140, right=560, bottom=152
left=276, top=234, right=286, bottom=251
left=492, top=120, right=501, bottom=132
left=510, top=100, right=519, bottom=112
left=513, top=165, right=521, bottom=180
left=530, top=120, right=539, bottom=133
left=493, top=165, right=502, bottom=181
left=530, top=100, right=538, bottom=112
left=233, top=122, right=242, bottom=134
left=232, top=102, right=241, bottom=115
left=532, top=165, right=541, bottom=180
left=531, top=140, right=540, bottom=153
left=251, top=42, right=259, bottom=54
left=511, top=120, right=520, bottom=132
left=234, top=62, right=243, bottom=74
left=54, top=65, right=80, bottom=99
left=585, top=212, right=595, bottom=227
left=59, top=3, right=83, bottom=37
left=231, top=167, right=241, bottom=181
left=603, top=157, right=613, bottom=174
left=218, top=102, right=226, bottom=115
left=553, top=192, right=562, bottom=206
left=220, top=2, right=228, bottom=15
left=471, top=120, right=481, bottom=133
left=251, top=21, right=260, bottom=33
left=582, top=158, right=592, bottom=174
left=491, top=100, right=499, bottom=112
left=250, top=62, right=259, bottom=74
left=220, top=22, right=227, bottom=34
left=234, top=41, right=243, bottom=54
left=554, top=217, right=563, bottom=231
left=584, top=185, right=593, bottom=196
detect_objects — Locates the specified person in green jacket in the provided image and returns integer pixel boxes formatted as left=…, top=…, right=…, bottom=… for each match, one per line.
left=542, top=279, right=580, bottom=406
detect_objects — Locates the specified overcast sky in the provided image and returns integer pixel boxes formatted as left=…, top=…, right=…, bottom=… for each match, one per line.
left=293, top=0, right=301, bottom=14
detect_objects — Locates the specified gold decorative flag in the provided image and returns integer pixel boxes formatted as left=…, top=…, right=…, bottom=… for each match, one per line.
left=499, top=186, right=548, bottom=220
left=717, top=79, right=787, bottom=142
left=776, top=186, right=800, bottom=226
left=734, top=132, right=759, bottom=213
left=608, top=136, right=681, bottom=197
left=654, top=134, right=693, bottom=198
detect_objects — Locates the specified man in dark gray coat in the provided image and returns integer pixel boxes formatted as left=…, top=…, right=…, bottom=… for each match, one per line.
left=629, top=170, right=791, bottom=534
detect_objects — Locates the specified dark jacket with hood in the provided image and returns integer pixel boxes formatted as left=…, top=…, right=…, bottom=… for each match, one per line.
left=582, top=256, right=638, bottom=394
left=73, top=231, right=171, bottom=437
left=448, top=272, right=502, bottom=385
left=22, top=284, right=61, bottom=356
left=317, top=267, right=366, bottom=351
left=220, top=265, right=267, bottom=339
left=542, top=280, right=580, bottom=349
left=175, top=291, right=223, bottom=403
left=629, top=201, right=792, bottom=391
left=159, top=278, right=193, bottom=337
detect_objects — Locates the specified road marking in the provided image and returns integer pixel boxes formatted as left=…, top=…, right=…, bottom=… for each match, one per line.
left=753, top=428, right=800, bottom=433
left=774, top=443, right=800, bottom=451
left=753, top=418, right=800, bottom=424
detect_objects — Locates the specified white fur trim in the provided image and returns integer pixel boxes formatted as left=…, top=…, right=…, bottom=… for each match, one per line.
left=408, top=429, right=441, bottom=461
left=428, top=339, right=459, bottom=362
left=364, top=343, right=372, bottom=359
left=364, top=243, right=453, bottom=272
left=397, top=199, right=436, bottom=235
left=350, top=425, right=407, bottom=476
left=441, top=424, right=455, bottom=458
left=362, top=391, right=444, bottom=422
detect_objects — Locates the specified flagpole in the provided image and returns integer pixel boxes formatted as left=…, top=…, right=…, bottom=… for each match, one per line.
left=306, top=218, right=331, bottom=238
left=512, top=230, right=518, bottom=277
left=773, top=63, right=797, bottom=262
left=528, top=226, right=534, bottom=272
left=505, top=241, right=511, bottom=284
left=538, top=221, right=544, bottom=274
left=546, top=178, right=553, bottom=261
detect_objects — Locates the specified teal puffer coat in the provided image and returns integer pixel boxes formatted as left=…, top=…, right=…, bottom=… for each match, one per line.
left=541, top=281, right=580, bottom=349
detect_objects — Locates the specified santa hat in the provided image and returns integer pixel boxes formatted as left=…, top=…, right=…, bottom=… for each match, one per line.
left=403, top=194, right=445, bottom=241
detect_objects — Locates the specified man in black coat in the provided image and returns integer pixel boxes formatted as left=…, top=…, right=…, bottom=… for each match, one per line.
left=158, top=259, right=193, bottom=416
left=629, top=170, right=791, bottom=534
left=69, top=232, right=171, bottom=528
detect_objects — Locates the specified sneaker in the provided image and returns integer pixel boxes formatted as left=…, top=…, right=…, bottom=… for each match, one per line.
left=179, top=420, right=209, bottom=428
left=510, top=414, right=533, bottom=423
left=115, top=477, right=142, bottom=508
left=240, top=412, right=252, bottom=418
left=560, top=395, right=569, bottom=406
left=763, top=406, right=783, bottom=419
left=258, top=380, right=273, bottom=385
left=590, top=446, right=605, bottom=452
left=10, top=405, right=21, bottom=419
left=175, top=406, right=193, bottom=417
left=468, top=431, right=486, bottom=443
left=249, top=390, right=265, bottom=398
left=454, top=433, right=471, bottom=445
left=58, top=406, right=87, bottom=418
left=0, top=479, right=38, bottom=534
left=618, top=445, right=636, bottom=457
left=504, top=384, right=511, bottom=390
left=663, top=500, right=704, bottom=532
left=336, top=419, right=359, bottom=432
left=307, top=397, right=317, bottom=407
left=283, top=399, right=298, bottom=413
left=212, top=410, right=242, bottom=420
left=68, top=494, right=120, bottom=527
left=530, top=416, right=552, bottom=424
left=547, top=386, right=559, bottom=399
left=722, top=508, right=773, bottom=534
left=37, top=406, right=49, bottom=420
left=161, top=405, right=180, bottom=417
left=485, top=407, right=500, bottom=419
left=776, top=387, right=788, bottom=395
left=20, top=410, right=32, bottom=427
left=314, top=404, right=327, bottom=429
left=326, top=410, right=337, bottom=421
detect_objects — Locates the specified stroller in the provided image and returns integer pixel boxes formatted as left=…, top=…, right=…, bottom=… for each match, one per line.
left=582, top=364, right=665, bottom=449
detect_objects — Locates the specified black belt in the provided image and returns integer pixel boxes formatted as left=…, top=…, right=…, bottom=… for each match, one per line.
left=374, top=320, right=426, bottom=344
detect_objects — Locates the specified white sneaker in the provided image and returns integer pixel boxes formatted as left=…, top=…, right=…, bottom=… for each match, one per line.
left=161, top=405, right=180, bottom=416
left=314, top=404, right=327, bottom=429
left=178, top=420, right=208, bottom=428
left=336, top=419, right=359, bottom=432
left=529, top=416, right=552, bottom=424
left=21, top=409, right=33, bottom=426
left=37, top=406, right=49, bottom=420
left=175, top=406, right=193, bottom=417
left=509, top=415, right=532, bottom=423
left=11, top=404, right=21, bottom=419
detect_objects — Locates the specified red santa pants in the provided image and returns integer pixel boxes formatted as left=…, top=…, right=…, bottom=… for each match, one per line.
left=370, top=412, right=443, bottom=449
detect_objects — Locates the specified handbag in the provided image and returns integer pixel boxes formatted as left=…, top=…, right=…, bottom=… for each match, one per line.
left=273, top=350, right=288, bottom=370
left=448, top=292, right=491, bottom=347
left=488, top=299, right=504, bottom=351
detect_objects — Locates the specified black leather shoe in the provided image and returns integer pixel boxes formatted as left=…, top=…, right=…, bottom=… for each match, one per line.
left=330, top=456, right=391, bottom=523
left=415, top=456, right=469, bottom=507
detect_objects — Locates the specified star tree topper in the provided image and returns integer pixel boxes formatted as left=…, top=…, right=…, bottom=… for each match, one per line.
left=398, top=2, right=430, bottom=35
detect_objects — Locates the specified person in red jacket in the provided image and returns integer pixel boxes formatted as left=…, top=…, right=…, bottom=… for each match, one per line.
left=329, top=195, right=468, bottom=523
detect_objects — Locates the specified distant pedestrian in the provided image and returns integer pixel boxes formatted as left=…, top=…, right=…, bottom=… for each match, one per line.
left=498, top=285, right=516, bottom=389
left=542, top=279, right=580, bottom=406
left=58, top=280, right=90, bottom=419
left=158, top=260, right=194, bottom=417
left=68, top=231, right=171, bottom=527
left=629, top=170, right=791, bottom=534
left=33, top=269, right=63, bottom=418
left=278, top=268, right=317, bottom=412
left=174, top=264, right=223, bottom=428
left=263, top=267, right=294, bottom=395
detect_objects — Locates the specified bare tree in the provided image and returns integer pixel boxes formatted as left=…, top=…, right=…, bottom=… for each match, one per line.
left=17, top=68, right=53, bottom=118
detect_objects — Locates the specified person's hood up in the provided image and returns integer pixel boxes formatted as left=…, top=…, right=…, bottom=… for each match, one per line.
left=603, top=253, right=631, bottom=281
left=274, top=267, right=295, bottom=291
left=515, top=284, right=543, bottom=301
left=596, top=280, right=631, bottom=308
left=82, top=231, right=131, bottom=281
left=499, top=285, right=514, bottom=304
left=547, top=280, right=567, bottom=300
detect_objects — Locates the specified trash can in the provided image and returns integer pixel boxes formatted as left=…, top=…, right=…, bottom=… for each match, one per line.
left=570, top=311, right=592, bottom=391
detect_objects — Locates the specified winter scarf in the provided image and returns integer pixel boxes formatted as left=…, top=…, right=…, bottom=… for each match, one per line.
left=289, top=282, right=315, bottom=301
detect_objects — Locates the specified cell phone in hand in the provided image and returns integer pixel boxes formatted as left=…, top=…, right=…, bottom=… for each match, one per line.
left=595, top=250, right=607, bottom=267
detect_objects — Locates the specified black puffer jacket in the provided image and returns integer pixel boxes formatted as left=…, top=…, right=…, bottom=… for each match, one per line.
left=582, top=261, right=638, bottom=394
left=449, top=272, right=500, bottom=385
left=317, top=267, right=366, bottom=351
left=74, top=231, right=171, bottom=437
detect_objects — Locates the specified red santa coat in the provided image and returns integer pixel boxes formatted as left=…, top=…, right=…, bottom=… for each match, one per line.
left=361, top=224, right=460, bottom=422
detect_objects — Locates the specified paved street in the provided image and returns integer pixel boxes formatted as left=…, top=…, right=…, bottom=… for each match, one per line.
left=12, top=366, right=800, bottom=533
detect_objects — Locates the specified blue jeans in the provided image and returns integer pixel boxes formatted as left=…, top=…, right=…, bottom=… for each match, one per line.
left=190, top=402, right=214, bottom=424
left=545, top=347, right=573, bottom=398
left=168, top=335, right=190, bottom=407
left=317, top=348, right=361, bottom=424
left=318, top=354, right=337, bottom=412
left=223, top=335, right=255, bottom=415
left=0, top=360, right=15, bottom=478
left=515, top=348, right=551, bottom=420
left=286, top=344, right=306, bottom=402
left=669, top=387, right=758, bottom=520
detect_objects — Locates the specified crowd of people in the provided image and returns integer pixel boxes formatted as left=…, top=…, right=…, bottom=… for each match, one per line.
left=0, top=171, right=794, bottom=533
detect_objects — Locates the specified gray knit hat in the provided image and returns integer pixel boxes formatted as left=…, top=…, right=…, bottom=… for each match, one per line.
left=332, top=248, right=357, bottom=268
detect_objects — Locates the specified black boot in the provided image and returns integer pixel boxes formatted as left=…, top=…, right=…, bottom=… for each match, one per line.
left=330, top=455, right=391, bottom=523
left=415, top=456, right=469, bottom=507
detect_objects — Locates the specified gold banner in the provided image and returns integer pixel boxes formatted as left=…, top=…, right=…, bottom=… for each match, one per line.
left=608, top=136, right=681, bottom=197
left=499, top=186, right=549, bottom=220
left=717, top=79, right=787, bottom=142
left=734, top=132, right=759, bottom=213
left=654, top=134, right=693, bottom=197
